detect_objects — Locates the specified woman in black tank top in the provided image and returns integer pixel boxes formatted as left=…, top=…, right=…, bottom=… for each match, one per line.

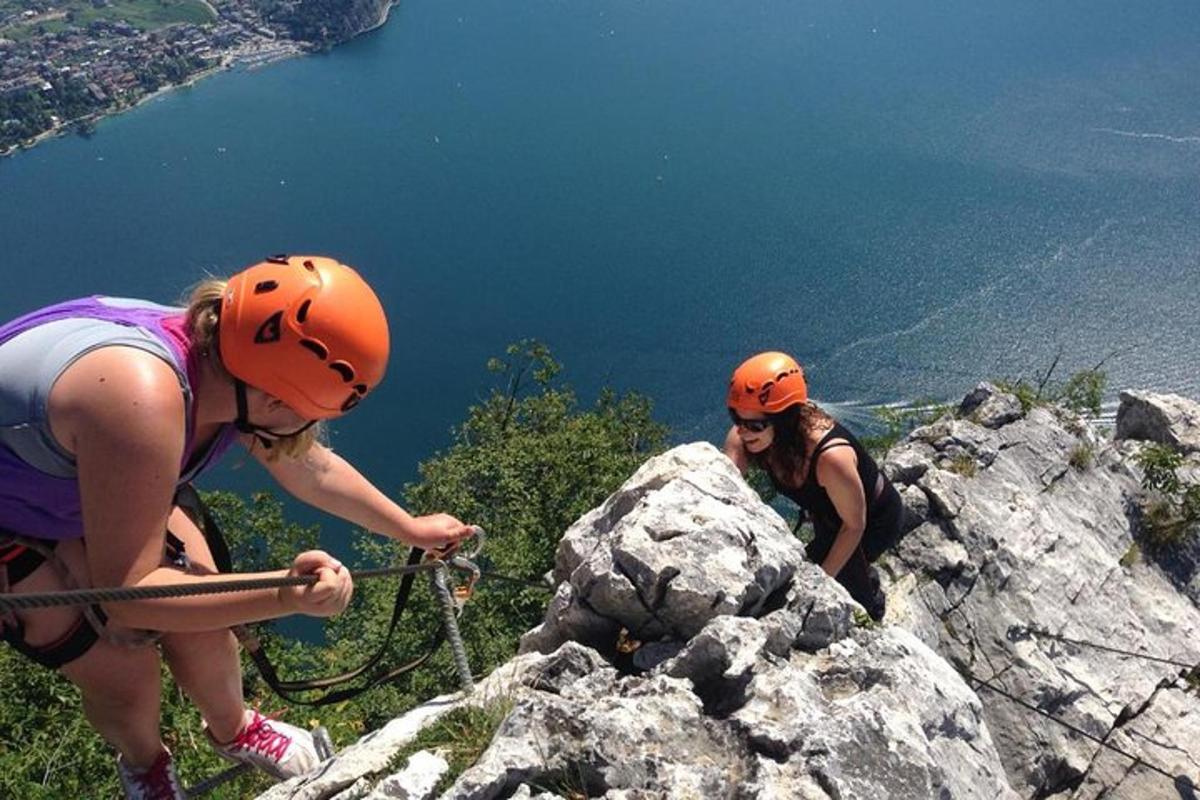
left=723, top=352, right=902, bottom=621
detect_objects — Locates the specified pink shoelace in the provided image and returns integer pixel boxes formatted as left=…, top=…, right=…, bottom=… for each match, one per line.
left=229, top=709, right=292, bottom=762
left=126, top=751, right=179, bottom=800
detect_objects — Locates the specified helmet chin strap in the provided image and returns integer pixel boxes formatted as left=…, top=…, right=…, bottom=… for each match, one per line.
left=234, top=380, right=316, bottom=450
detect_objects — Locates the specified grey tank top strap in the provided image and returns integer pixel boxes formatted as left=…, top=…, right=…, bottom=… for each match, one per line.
left=0, top=313, right=188, bottom=478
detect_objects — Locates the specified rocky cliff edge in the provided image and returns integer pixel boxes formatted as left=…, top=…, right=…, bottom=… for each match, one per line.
left=258, top=387, right=1200, bottom=800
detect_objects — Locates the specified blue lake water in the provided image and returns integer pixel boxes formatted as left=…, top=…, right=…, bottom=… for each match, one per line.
left=2, top=0, right=1199, bottom=539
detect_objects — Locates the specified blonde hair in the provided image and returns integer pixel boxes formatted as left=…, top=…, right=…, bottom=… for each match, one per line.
left=183, top=277, right=323, bottom=460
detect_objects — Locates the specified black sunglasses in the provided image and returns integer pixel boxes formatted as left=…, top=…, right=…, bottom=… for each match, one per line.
left=728, top=409, right=773, bottom=433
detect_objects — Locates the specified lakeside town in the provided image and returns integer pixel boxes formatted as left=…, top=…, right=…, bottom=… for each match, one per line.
left=0, top=0, right=387, bottom=155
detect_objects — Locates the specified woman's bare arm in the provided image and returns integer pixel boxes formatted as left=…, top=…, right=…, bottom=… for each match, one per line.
left=252, top=438, right=474, bottom=550
left=723, top=425, right=750, bottom=474
left=813, top=444, right=867, bottom=577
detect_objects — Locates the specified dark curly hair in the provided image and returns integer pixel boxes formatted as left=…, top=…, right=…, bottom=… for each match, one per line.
left=746, top=401, right=834, bottom=486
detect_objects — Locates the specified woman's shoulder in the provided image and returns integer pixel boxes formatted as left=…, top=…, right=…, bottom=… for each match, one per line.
left=49, top=347, right=187, bottom=449
left=807, top=419, right=842, bottom=448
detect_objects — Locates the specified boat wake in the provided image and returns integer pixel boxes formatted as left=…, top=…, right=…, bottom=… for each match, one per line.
left=810, top=220, right=1118, bottom=371
left=1091, top=127, right=1200, bottom=144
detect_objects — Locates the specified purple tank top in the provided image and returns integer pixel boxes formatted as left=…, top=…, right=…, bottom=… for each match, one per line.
left=0, top=297, right=239, bottom=540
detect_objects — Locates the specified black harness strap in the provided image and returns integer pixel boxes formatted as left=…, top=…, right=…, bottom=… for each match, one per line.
left=174, top=484, right=233, bottom=573
left=0, top=535, right=107, bottom=669
left=179, top=484, right=446, bottom=707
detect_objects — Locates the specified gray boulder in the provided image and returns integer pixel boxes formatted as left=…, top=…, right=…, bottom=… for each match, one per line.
left=520, top=443, right=807, bottom=655
left=960, top=382, right=1025, bottom=429
left=1116, top=390, right=1200, bottom=453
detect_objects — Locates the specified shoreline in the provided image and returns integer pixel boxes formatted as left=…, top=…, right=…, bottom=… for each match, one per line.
left=0, top=52, right=284, bottom=160
left=365, top=0, right=399, bottom=35
left=0, top=4, right=397, bottom=161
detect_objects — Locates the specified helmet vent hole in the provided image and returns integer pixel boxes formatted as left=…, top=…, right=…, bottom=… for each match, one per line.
left=254, top=280, right=278, bottom=294
left=296, top=299, right=311, bottom=323
left=354, top=383, right=367, bottom=395
left=329, top=361, right=355, bottom=383
left=299, top=339, right=328, bottom=360
left=253, top=311, right=284, bottom=344
left=341, top=393, right=362, bottom=412
left=266, top=254, right=289, bottom=264
left=303, top=259, right=316, bottom=271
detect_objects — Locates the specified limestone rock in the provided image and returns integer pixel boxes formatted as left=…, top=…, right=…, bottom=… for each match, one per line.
left=883, top=388, right=1200, bottom=798
left=960, top=382, right=1025, bottom=429
left=521, top=442, right=806, bottom=655
left=258, top=395, right=1200, bottom=800
left=363, top=751, right=448, bottom=799
left=1116, top=390, right=1200, bottom=453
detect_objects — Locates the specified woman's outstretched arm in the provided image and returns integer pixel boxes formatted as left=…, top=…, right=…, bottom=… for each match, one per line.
left=254, top=438, right=475, bottom=551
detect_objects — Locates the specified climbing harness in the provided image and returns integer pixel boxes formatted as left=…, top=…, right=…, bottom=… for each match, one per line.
left=1, top=487, right=487, bottom=705
left=185, top=483, right=485, bottom=705
left=238, top=534, right=486, bottom=707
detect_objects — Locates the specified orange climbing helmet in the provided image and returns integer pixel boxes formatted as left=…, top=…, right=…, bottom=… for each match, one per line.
left=727, top=351, right=808, bottom=414
left=219, top=255, right=390, bottom=419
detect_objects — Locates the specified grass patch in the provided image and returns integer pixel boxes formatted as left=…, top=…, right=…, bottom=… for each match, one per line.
left=995, top=357, right=1109, bottom=416
left=385, top=699, right=513, bottom=794
left=1068, top=444, right=1094, bottom=471
left=1119, top=542, right=1140, bottom=568
left=531, top=762, right=603, bottom=799
left=852, top=609, right=879, bottom=629
left=80, top=0, right=215, bottom=29
left=1140, top=496, right=1196, bottom=551
left=945, top=453, right=977, bottom=478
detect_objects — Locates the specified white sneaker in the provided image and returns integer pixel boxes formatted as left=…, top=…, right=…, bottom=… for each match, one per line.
left=117, top=749, right=185, bottom=800
left=207, top=708, right=319, bottom=781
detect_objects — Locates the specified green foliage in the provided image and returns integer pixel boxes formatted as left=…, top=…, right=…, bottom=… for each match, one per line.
left=744, top=466, right=777, bottom=504
left=252, top=0, right=375, bottom=45
left=1068, top=443, right=1094, bottom=471
left=995, top=379, right=1040, bottom=415
left=533, top=763, right=600, bottom=800
left=1136, top=444, right=1184, bottom=494
left=852, top=609, right=879, bottom=629
left=385, top=699, right=513, bottom=794
left=0, top=341, right=667, bottom=796
left=995, top=357, right=1108, bottom=416
left=408, top=339, right=666, bottom=570
left=860, top=400, right=951, bottom=458
left=0, top=0, right=213, bottom=37
left=1059, top=369, right=1106, bottom=416
left=1119, top=541, right=1140, bottom=568
left=1133, top=444, right=1200, bottom=553
left=945, top=453, right=977, bottom=478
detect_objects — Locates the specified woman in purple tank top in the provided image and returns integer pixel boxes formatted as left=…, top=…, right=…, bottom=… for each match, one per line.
left=722, top=352, right=903, bottom=623
left=0, top=255, right=477, bottom=798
